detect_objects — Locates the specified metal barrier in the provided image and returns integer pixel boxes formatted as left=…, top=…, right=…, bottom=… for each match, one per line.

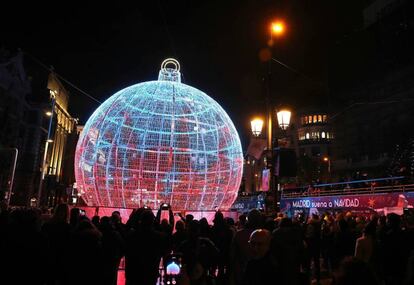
left=281, top=184, right=414, bottom=198
left=75, top=207, right=240, bottom=224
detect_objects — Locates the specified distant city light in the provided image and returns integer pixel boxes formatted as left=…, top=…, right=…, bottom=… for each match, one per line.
left=166, top=261, right=181, bottom=275
left=271, top=21, right=285, bottom=35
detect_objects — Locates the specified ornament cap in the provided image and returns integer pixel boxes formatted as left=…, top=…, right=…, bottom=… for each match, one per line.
left=158, top=58, right=181, bottom=82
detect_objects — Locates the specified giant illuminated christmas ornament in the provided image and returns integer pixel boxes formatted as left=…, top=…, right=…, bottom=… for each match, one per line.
left=75, top=59, right=243, bottom=210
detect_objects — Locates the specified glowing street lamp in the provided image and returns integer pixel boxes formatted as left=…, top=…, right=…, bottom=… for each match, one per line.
left=268, top=21, right=286, bottom=47
left=45, top=111, right=53, bottom=116
left=323, top=156, right=331, bottom=174
left=251, top=118, right=264, bottom=137
left=252, top=19, right=291, bottom=213
left=276, top=109, right=291, bottom=130
left=271, top=21, right=285, bottom=36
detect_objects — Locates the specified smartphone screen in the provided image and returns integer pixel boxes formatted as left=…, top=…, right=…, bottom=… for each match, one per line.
left=160, top=209, right=169, bottom=224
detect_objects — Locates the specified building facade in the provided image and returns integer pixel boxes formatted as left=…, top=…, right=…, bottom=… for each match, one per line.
left=0, top=51, right=49, bottom=205
left=295, top=111, right=333, bottom=157
left=0, top=50, right=79, bottom=206
left=41, top=73, right=78, bottom=206
left=329, top=0, right=414, bottom=180
left=289, top=109, right=334, bottom=184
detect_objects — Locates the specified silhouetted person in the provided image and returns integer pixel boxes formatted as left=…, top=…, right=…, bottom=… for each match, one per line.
left=354, top=221, right=377, bottom=264
left=237, top=214, right=247, bottom=230
left=334, top=257, right=379, bottom=285
left=172, top=220, right=187, bottom=251
left=0, top=201, right=9, bottom=230
left=333, top=219, right=354, bottom=269
left=155, top=205, right=175, bottom=254
left=243, top=229, right=282, bottom=285
left=321, top=214, right=335, bottom=273
left=272, top=217, right=305, bottom=285
left=42, top=203, right=72, bottom=285
left=403, top=214, right=414, bottom=285
left=99, top=216, right=125, bottom=285
left=125, top=208, right=143, bottom=230
left=226, top=217, right=237, bottom=236
left=67, top=218, right=104, bottom=284
left=264, top=217, right=277, bottom=232
left=92, top=215, right=100, bottom=227
left=199, top=217, right=212, bottom=239
left=185, top=214, right=194, bottom=225
left=376, top=215, right=387, bottom=245
left=111, top=210, right=127, bottom=238
left=383, top=213, right=407, bottom=285
left=211, top=211, right=234, bottom=284
left=304, top=214, right=322, bottom=283
left=178, top=219, right=219, bottom=285
left=230, top=209, right=262, bottom=285
left=125, top=209, right=168, bottom=285
left=2, top=209, right=49, bottom=285
left=69, top=207, right=81, bottom=230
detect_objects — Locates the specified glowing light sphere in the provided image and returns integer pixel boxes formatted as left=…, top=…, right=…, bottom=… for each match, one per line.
left=75, top=59, right=243, bottom=210
left=166, top=261, right=181, bottom=275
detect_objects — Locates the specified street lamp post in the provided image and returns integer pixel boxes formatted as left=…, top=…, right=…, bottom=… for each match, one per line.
left=265, top=20, right=285, bottom=151
left=266, top=20, right=289, bottom=213
left=323, top=156, right=331, bottom=173
left=250, top=110, right=291, bottom=213
left=250, top=118, right=264, bottom=193
left=0, top=148, right=18, bottom=207
left=7, top=148, right=18, bottom=207
left=323, top=156, right=331, bottom=182
left=37, top=89, right=57, bottom=206
left=273, top=109, right=291, bottom=212
left=268, top=21, right=285, bottom=47
left=247, top=20, right=291, bottom=212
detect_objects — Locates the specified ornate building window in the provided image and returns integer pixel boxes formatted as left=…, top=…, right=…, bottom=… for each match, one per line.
left=299, top=130, right=306, bottom=140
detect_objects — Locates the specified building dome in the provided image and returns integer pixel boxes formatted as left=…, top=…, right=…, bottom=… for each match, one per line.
left=75, top=59, right=243, bottom=210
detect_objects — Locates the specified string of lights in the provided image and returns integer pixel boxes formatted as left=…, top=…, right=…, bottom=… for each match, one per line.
left=329, top=98, right=414, bottom=121
left=23, top=50, right=102, bottom=104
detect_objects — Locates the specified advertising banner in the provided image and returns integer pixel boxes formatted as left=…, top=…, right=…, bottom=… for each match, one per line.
left=261, top=169, right=270, bottom=191
left=280, top=192, right=414, bottom=215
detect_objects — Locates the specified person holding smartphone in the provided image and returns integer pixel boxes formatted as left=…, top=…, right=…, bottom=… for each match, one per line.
left=160, top=204, right=171, bottom=224
left=154, top=203, right=175, bottom=247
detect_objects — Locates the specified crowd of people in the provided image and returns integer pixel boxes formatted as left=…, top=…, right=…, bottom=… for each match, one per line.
left=0, top=202, right=413, bottom=285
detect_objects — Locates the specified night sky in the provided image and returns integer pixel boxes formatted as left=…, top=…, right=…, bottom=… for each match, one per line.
left=1, top=1, right=364, bottom=147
